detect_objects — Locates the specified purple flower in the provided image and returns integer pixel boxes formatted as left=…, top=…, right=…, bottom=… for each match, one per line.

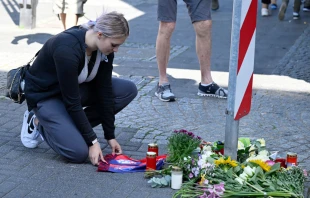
left=189, top=173, right=194, bottom=178
left=197, top=136, right=202, bottom=140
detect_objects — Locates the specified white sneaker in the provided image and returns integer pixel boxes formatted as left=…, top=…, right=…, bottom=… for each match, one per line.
left=21, top=110, right=40, bottom=148
left=261, top=8, right=269, bottom=16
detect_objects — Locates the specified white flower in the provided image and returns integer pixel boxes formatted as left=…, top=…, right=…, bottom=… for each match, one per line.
left=184, top=157, right=187, bottom=161
left=202, top=145, right=212, bottom=152
left=258, top=150, right=268, bottom=156
left=235, top=177, right=244, bottom=184
left=239, top=172, right=248, bottom=180
left=257, top=138, right=266, bottom=147
left=238, top=141, right=245, bottom=150
left=244, top=166, right=255, bottom=177
left=247, top=154, right=269, bottom=162
left=249, top=144, right=256, bottom=152
left=249, top=151, right=256, bottom=157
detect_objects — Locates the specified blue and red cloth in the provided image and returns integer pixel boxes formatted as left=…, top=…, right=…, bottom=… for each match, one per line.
left=97, top=154, right=167, bottom=173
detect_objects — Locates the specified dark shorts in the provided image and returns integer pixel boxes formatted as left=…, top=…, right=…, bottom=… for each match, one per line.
left=157, top=0, right=212, bottom=23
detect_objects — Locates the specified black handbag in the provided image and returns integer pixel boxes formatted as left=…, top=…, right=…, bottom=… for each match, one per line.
left=5, top=51, right=39, bottom=104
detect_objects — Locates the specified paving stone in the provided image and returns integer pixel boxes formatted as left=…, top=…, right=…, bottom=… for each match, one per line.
left=0, top=181, right=18, bottom=194
left=2, top=189, right=31, bottom=198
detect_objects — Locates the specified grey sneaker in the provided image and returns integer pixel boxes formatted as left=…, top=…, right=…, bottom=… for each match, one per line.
left=197, top=82, right=228, bottom=99
left=278, top=0, right=289, bottom=20
left=155, top=83, right=176, bottom=102
left=212, top=0, right=219, bottom=11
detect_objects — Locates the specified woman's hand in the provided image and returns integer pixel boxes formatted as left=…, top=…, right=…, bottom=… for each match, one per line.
left=108, top=139, right=122, bottom=155
left=88, top=142, right=106, bottom=166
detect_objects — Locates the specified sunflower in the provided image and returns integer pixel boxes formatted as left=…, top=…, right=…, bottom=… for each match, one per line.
left=249, top=159, right=271, bottom=172
left=215, top=157, right=238, bottom=168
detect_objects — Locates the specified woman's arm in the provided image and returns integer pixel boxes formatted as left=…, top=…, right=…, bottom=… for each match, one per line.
left=94, top=53, right=116, bottom=140
left=53, top=45, right=97, bottom=146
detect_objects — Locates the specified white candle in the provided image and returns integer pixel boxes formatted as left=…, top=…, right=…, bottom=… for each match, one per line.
left=171, top=166, right=183, bottom=189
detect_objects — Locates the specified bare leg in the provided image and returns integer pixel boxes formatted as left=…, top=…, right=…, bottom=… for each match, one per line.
left=59, top=13, right=66, bottom=30
left=262, top=3, right=269, bottom=8
left=156, top=22, right=176, bottom=85
left=193, top=20, right=213, bottom=84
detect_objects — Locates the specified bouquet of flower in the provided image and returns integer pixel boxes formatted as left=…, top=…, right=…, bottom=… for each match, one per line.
left=172, top=136, right=307, bottom=198
left=166, top=129, right=202, bottom=165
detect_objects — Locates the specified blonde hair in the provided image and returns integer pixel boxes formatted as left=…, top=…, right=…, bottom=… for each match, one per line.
left=81, top=11, right=129, bottom=38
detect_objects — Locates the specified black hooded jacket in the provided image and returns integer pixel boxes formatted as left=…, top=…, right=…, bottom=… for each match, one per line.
left=24, top=26, right=115, bottom=146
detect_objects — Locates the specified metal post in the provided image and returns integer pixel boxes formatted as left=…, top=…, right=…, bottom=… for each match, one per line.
left=224, top=0, right=242, bottom=160
left=19, top=0, right=38, bottom=29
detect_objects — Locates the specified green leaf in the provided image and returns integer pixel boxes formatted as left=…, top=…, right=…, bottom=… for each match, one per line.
left=252, top=184, right=264, bottom=191
left=266, top=163, right=280, bottom=175
left=226, top=168, right=233, bottom=178
left=160, top=177, right=168, bottom=185
left=151, top=183, right=158, bottom=188
left=233, top=166, right=241, bottom=173
left=164, top=175, right=171, bottom=182
left=239, top=137, right=251, bottom=147
left=206, top=157, right=215, bottom=163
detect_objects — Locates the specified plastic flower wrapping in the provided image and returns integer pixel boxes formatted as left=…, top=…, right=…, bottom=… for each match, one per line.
left=146, top=130, right=308, bottom=198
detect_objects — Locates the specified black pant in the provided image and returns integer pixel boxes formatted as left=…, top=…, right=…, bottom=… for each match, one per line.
left=262, top=0, right=271, bottom=4
left=34, top=78, right=137, bottom=163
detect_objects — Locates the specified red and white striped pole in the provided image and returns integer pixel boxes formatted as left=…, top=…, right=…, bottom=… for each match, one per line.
left=224, top=0, right=257, bottom=160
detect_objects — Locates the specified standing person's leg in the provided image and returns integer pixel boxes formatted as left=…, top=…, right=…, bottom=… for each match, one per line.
left=33, top=98, right=89, bottom=163
left=303, top=0, right=310, bottom=11
left=53, top=0, right=67, bottom=29
left=59, top=13, right=67, bottom=29
left=66, top=0, right=84, bottom=28
left=155, top=0, right=177, bottom=102
left=185, top=0, right=228, bottom=98
left=262, top=0, right=271, bottom=16
left=293, top=0, right=302, bottom=19
left=82, top=78, right=138, bottom=127
left=271, top=0, right=278, bottom=10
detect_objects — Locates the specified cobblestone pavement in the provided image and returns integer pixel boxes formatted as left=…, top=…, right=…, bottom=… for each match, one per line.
left=1, top=0, right=310, bottom=197
left=273, top=25, right=310, bottom=83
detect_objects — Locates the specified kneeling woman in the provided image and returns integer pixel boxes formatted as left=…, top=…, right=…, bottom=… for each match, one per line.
left=21, top=12, right=137, bottom=166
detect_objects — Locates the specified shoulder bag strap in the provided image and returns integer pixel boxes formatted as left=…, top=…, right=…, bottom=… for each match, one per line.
left=25, top=50, right=40, bottom=69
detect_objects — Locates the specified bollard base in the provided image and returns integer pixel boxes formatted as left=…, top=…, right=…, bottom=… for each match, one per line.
left=19, top=0, right=38, bottom=29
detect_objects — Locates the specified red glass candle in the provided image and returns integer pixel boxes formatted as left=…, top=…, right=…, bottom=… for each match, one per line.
left=275, top=158, right=286, bottom=168
left=287, top=152, right=297, bottom=167
left=287, top=152, right=297, bottom=163
left=146, top=152, right=156, bottom=170
left=148, top=143, right=158, bottom=156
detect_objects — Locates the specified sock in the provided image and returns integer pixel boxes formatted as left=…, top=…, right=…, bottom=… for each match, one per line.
left=201, top=82, right=213, bottom=86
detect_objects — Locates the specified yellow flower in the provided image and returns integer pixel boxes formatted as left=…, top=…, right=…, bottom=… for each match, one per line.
left=249, top=159, right=271, bottom=172
left=215, top=157, right=225, bottom=166
left=241, top=164, right=245, bottom=169
left=215, top=157, right=238, bottom=167
left=199, top=174, right=206, bottom=186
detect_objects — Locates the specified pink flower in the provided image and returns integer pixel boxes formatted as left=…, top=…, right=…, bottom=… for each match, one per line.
left=303, top=169, right=308, bottom=177
left=266, top=160, right=275, bottom=166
